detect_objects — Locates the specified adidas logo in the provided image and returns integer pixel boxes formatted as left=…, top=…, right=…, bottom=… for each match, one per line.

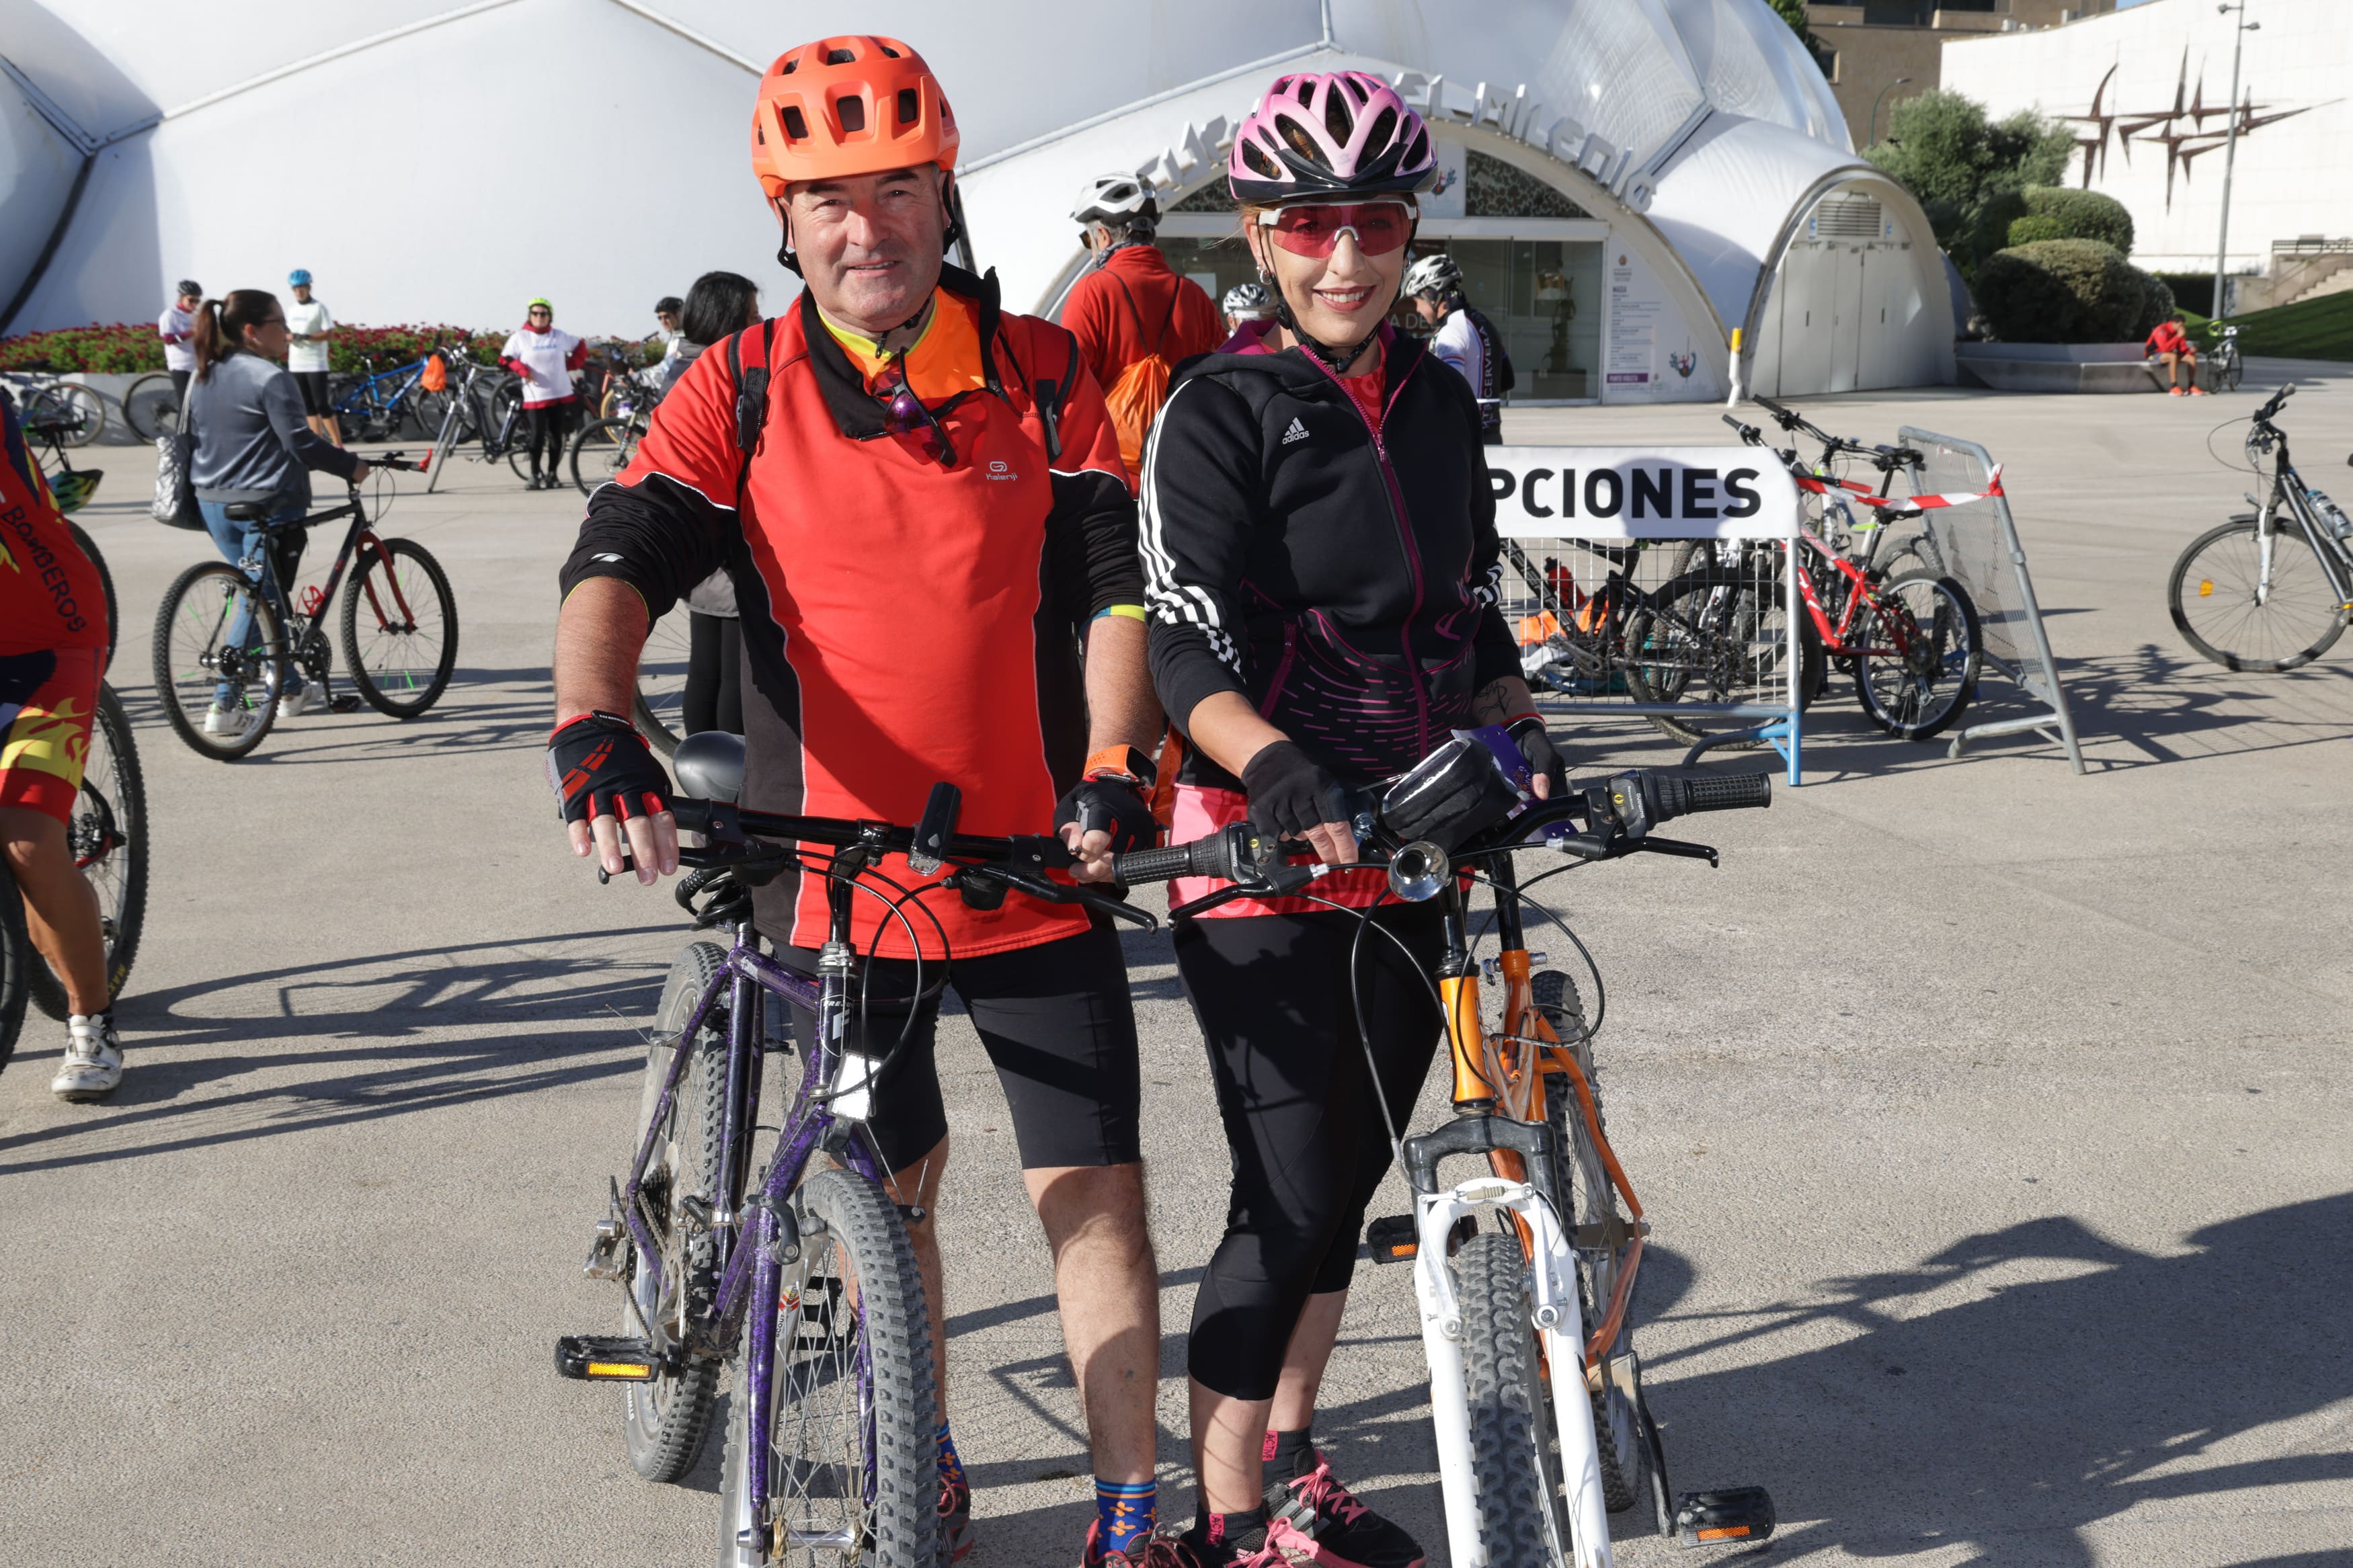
left=1281, top=417, right=1310, bottom=445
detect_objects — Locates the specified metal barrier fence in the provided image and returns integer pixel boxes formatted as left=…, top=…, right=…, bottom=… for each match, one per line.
left=1888, top=427, right=2085, bottom=772
left=1489, top=447, right=1806, bottom=784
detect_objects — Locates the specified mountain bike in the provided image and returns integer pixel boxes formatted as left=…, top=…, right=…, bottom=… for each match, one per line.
left=151, top=455, right=458, bottom=759
left=553, top=737, right=1150, bottom=1566
left=423, top=353, right=537, bottom=491
left=328, top=354, right=439, bottom=442
left=1108, top=730, right=1779, bottom=1566
left=2168, top=382, right=2353, bottom=670
left=569, top=363, right=660, bottom=495
left=2203, top=323, right=2245, bottom=395
left=0, top=367, right=105, bottom=447
left=122, top=371, right=183, bottom=441
left=1724, top=414, right=1983, bottom=741
left=0, top=680, right=147, bottom=1075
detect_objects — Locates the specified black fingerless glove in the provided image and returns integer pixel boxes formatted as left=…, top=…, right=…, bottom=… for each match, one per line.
left=1241, top=740, right=1351, bottom=840
left=1509, top=716, right=1568, bottom=796
left=1054, top=778, right=1154, bottom=855
left=547, top=710, right=672, bottom=825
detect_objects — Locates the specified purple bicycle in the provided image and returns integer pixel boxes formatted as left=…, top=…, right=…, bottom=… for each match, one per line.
left=553, top=734, right=1151, bottom=1567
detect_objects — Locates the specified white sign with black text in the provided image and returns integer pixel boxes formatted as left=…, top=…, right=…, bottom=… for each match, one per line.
left=1484, top=446, right=1800, bottom=539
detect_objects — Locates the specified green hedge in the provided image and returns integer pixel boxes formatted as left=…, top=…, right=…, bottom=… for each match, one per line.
left=2020, top=186, right=2135, bottom=254
left=2006, top=214, right=2068, bottom=247
left=1975, top=239, right=2173, bottom=343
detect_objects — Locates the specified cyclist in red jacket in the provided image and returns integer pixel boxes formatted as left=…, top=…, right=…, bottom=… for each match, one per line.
left=2145, top=314, right=2206, bottom=396
left=1060, top=173, right=1224, bottom=483
left=0, top=392, right=121, bottom=1100
left=547, top=35, right=1174, bottom=1567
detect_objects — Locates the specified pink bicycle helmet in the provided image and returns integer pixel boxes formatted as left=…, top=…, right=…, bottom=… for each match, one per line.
left=1228, top=71, right=1436, bottom=205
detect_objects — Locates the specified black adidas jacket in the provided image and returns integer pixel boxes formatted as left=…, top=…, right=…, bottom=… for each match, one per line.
left=1142, top=327, right=1519, bottom=789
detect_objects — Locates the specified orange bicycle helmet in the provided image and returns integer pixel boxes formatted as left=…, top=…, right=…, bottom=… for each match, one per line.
left=750, top=36, right=959, bottom=199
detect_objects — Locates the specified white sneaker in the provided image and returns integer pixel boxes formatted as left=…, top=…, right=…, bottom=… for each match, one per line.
left=204, top=702, right=252, bottom=735
left=51, top=1014, right=124, bottom=1102
left=277, top=687, right=315, bottom=720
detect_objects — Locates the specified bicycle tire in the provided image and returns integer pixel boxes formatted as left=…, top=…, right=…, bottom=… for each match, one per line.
left=66, top=519, right=118, bottom=675
left=2168, top=517, right=2349, bottom=672
left=0, top=866, right=28, bottom=1075
left=26, top=685, right=147, bottom=1022
left=621, top=942, right=732, bottom=1482
left=1454, top=1230, right=1562, bottom=1568
left=339, top=538, right=458, bottom=717
left=122, top=372, right=180, bottom=442
left=718, top=1165, right=938, bottom=1568
left=152, top=559, right=284, bottom=760
left=47, top=382, right=106, bottom=447
left=570, top=415, right=644, bottom=497
left=1627, top=568, right=1822, bottom=748
left=635, top=604, right=692, bottom=758
left=1854, top=573, right=1981, bottom=742
left=1533, top=973, right=1643, bottom=1514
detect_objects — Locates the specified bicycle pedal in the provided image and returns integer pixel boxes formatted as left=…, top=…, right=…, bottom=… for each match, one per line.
left=1365, top=1214, right=1418, bottom=1264
left=553, top=1334, right=672, bottom=1382
left=1672, top=1487, right=1774, bottom=1549
left=329, top=694, right=362, bottom=713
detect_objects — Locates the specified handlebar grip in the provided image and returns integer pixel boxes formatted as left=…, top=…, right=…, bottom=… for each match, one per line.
left=1110, top=843, right=1200, bottom=885
left=1111, top=823, right=1257, bottom=886
left=1659, top=772, right=1772, bottom=819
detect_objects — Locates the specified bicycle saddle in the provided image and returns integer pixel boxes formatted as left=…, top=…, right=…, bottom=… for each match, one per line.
left=673, top=730, right=745, bottom=804
left=225, top=501, right=270, bottom=522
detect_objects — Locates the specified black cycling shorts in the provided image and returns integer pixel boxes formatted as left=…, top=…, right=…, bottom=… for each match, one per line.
left=779, top=919, right=1141, bottom=1176
left=294, top=370, right=332, bottom=417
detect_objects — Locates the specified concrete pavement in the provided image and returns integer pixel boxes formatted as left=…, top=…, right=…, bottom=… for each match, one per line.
left=2, top=364, right=2348, bottom=1565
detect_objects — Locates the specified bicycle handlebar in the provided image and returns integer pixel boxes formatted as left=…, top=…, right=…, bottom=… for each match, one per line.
left=2255, top=382, right=2296, bottom=424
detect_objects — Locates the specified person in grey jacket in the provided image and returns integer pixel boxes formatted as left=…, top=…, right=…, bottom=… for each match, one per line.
left=186, top=289, right=368, bottom=732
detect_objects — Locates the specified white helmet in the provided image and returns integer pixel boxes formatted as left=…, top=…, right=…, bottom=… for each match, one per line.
left=1222, top=282, right=1275, bottom=319
left=1072, top=172, right=1160, bottom=229
left=1403, top=251, right=1464, bottom=302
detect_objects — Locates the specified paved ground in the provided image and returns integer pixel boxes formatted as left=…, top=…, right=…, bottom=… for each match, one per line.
left=4, top=362, right=2349, bottom=1567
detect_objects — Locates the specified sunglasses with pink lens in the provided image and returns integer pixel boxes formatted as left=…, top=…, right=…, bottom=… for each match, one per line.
left=1257, top=201, right=1417, bottom=258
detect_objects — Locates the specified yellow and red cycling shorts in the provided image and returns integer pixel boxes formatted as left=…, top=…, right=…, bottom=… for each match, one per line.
left=0, top=647, right=98, bottom=824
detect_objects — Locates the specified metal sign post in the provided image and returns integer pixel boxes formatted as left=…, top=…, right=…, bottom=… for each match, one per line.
left=1488, top=446, right=1806, bottom=784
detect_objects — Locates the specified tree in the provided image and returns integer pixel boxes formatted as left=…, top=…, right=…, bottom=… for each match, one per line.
left=1864, top=89, right=2075, bottom=272
left=1766, top=0, right=1835, bottom=81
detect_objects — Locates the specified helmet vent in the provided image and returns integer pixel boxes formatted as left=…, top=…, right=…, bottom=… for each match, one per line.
left=1400, top=124, right=1427, bottom=169
left=1240, top=139, right=1281, bottom=179
left=1293, top=78, right=1314, bottom=106
left=1324, top=86, right=1355, bottom=147
left=781, top=56, right=798, bottom=75
left=1279, top=118, right=1322, bottom=167
left=1363, top=107, right=1396, bottom=158
left=879, top=42, right=902, bottom=58
left=836, top=94, right=866, bottom=134
left=781, top=106, right=808, bottom=140
left=898, top=87, right=918, bottom=124
left=826, top=47, right=856, bottom=65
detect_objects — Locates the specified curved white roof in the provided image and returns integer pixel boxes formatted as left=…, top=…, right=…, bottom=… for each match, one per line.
left=1, top=0, right=1877, bottom=339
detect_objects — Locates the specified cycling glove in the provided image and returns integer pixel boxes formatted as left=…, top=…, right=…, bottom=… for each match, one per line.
left=547, top=710, right=672, bottom=826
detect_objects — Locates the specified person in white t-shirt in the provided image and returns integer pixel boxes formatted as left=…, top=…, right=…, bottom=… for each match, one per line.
left=284, top=269, right=340, bottom=444
left=1402, top=251, right=1510, bottom=446
left=498, top=298, right=586, bottom=490
left=159, top=280, right=203, bottom=406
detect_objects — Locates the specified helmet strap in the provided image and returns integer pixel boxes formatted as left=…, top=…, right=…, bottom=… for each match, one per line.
left=1261, top=265, right=1375, bottom=374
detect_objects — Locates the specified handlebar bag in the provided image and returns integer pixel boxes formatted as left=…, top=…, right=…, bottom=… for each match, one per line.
left=1378, top=730, right=1525, bottom=853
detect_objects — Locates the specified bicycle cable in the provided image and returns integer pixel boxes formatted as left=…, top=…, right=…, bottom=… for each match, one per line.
left=1462, top=868, right=1609, bottom=1044
left=2205, top=411, right=2270, bottom=479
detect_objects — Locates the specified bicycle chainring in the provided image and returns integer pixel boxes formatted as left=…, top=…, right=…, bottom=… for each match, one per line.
left=298, top=627, right=334, bottom=684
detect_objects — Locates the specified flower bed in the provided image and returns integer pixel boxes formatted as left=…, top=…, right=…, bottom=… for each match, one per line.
left=0, top=322, right=657, bottom=375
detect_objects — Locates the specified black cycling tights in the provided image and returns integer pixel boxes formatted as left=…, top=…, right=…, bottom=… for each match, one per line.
left=1175, top=903, right=1447, bottom=1401
left=525, top=401, right=577, bottom=476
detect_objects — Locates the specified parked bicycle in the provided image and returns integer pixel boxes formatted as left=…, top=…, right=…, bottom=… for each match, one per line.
left=151, top=455, right=458, bottom=759
left=1109, top=730, right=1780, bottom=1565
left=0, top=681, right=147, bottom=1076
left=554, top=737, right=1151, bottom=1565
left=2204, top=323, right=2245, bottom=395
left=122, top=370, right=184, bottom=441
left=569, top=362, right=661, bottom=496
left=5, top=381, right=109, bottom=524
left=0, top=366, right=105, bottom=448
left=328, top=354, right=441, bottom=443
left=2169, top=382, right=2353, bottom=671
left=423, top=350, right=537, bottom=491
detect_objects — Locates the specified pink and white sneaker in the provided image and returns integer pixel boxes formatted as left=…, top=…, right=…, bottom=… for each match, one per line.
left=1266, top=1455, right=1426, bottom=1568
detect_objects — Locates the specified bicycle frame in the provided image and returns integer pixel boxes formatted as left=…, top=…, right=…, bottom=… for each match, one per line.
left=240, top=491, right=428, bottom=669
left=2247, top=434, right=2353, bottom=609
left=333, top=357, right=429, bottom=429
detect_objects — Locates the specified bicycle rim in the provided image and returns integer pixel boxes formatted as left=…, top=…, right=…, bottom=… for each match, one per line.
left=340, top=538, right=458, bottom=716
left=2169, top=519, right=2349, bottom=672
left=1856, top=573, right=1981, bottom=741
left=571, top=417, right=641, bottom=496
left=152, top=561, right=283, bottom=759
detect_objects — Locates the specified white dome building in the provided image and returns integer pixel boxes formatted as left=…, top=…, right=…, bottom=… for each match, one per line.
left=1, top=0, right=1953, bottom=402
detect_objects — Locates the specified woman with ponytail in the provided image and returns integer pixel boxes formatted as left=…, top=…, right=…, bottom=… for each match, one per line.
left=185, top=289, right=368, bottom=733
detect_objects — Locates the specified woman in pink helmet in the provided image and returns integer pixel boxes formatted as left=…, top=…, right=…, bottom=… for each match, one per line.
left=1144, top=72, right=1566, bottom=1568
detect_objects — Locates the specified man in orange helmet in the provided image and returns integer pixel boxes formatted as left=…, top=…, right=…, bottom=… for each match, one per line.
left=549, top=34, right=1172, bottom=1568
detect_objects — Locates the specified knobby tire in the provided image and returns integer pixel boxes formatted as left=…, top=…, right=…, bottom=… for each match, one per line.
left=1455, top=1231, right=1563, bottom=1568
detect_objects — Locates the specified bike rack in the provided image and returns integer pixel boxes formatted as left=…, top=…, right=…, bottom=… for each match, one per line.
left=1895, top=427, right=2086, bottom=774
left=1490, top=446, right=1806, bottom=785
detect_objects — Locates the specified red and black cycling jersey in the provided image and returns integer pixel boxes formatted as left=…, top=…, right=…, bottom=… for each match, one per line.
left=1140, top=323, right=1519, bottom=790
left=559, top=266, right=1140, bottom=958
left=0, top=393, right=108, bottom=656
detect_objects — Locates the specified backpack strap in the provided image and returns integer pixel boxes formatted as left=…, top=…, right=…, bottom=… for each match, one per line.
left=1030, top=331, right=1079, bottom=464
left=725, top=317, right=776, bottom=506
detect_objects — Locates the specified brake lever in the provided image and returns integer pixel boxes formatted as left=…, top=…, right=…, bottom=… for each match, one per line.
left=1632, top=835, right=1719, bottom=868
left=983, top=864, right=1160, bottom=931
